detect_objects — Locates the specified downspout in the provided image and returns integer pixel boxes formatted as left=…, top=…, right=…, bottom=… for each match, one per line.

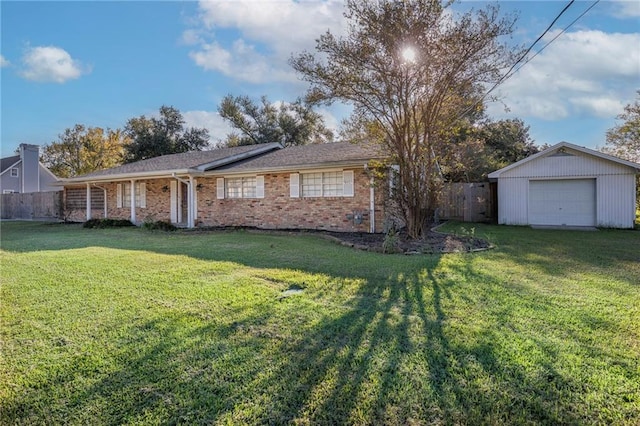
left=172, top=173, right=194, bottom=228
left=370, top=177, right=375, bottom=233
left=92, top=184, right=108, bottom=218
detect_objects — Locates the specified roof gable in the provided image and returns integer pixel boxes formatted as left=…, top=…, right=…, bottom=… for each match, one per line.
left=1, top=155, right=21, bottom=175
left=488, top=142, right=640, bottom=179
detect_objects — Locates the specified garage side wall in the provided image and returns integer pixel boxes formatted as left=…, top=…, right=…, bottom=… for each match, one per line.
left=497, top=178, right=529, bottom=225
left=596, top=174, right=636, bottom=228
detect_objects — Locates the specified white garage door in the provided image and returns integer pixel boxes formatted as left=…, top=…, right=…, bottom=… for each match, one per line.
left=529, top=179, right=596, bottom=226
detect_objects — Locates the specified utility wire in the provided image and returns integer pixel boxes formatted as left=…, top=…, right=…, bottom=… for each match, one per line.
left=508, top=0, right=601, bottom=78
left=450, top=0, right=601, bottom=124
left=482, top=0, right=576, bottom=101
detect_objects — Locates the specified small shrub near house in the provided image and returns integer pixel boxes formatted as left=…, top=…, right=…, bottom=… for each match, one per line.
left=83, top=218, right=135, bottom=229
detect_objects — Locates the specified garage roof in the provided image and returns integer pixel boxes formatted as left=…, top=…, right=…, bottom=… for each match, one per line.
left=488, top=141, right=640, bottom=179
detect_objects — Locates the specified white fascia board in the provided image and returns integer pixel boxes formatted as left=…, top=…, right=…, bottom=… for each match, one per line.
left=196, top=142, right=283, bottom=171
left=60, top=169, right=205, bottom=185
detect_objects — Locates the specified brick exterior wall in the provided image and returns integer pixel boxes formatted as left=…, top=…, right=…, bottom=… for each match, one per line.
left=64, top=168, right=386, bottom=232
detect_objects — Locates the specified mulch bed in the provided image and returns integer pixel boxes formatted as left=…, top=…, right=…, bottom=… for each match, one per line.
left=183, top=224, right=492, bottom=254
left=321, top=227, right=491, bottom=254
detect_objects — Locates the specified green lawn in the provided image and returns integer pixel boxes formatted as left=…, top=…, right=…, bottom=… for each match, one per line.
left=1, top=221, right=638, bottom=425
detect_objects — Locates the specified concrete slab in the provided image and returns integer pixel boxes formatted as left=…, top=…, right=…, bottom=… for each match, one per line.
left=531, top=225, right=598, bottom=231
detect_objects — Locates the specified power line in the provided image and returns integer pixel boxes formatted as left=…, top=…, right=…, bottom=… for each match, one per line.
left=482, top=0, right=576, bottom=104
left=509, top=0, right=601, bottom=78
left=451, top=0, right=601, bottom=124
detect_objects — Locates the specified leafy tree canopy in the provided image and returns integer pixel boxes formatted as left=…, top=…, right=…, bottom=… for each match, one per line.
left=123, top=105, right=209, bottom=163
left=602, top=91, right=640, bottom=163
left=218, top=95, right=333, bottom=147
left=442, top=118, right=539, bottom=182
left=42, top=125, right=128, bottom=178
left=292, top=0, right=521, bottom=237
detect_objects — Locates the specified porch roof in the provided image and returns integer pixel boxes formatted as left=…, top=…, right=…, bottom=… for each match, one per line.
left=62, top=143, right=282, bottom=183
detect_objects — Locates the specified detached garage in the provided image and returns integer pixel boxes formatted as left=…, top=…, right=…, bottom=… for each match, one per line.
left=488, top=142, right=640, bottom=229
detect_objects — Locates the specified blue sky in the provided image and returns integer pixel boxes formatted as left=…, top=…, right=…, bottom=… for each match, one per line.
left=1, top=0, right=639, bottom=158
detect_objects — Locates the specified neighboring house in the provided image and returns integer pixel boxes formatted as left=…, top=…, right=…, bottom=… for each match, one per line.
left=0, top=144, right=60, bottom=194
left=61, top=142, right=388, bottom=233
left=488, top=141, right=640, bottom=229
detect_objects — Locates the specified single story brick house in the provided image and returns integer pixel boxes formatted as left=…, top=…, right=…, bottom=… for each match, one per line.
left=488, top=141, right=640, bottom=229
left=61, top=142, right=388, bottom=233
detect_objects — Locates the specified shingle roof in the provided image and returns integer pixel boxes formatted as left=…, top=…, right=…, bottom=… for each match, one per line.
left=217, top=141, right=387, bottom=173
left=63, top=141, right=388, bottom=184
left=74, top=143, right=281, bottom=179
left=1, top=155, right=20, bottom=174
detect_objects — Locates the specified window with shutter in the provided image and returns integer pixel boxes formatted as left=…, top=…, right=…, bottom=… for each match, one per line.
left=298, top=170, right=354, bottom=197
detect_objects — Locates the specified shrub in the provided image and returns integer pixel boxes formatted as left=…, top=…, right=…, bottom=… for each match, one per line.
left=382, top=228, right=400, bottom=254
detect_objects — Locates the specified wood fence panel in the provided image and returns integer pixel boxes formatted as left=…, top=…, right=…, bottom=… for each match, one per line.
left=439, top=183, right=495, bottom=223
left=1, top=191, right=62, bottom=220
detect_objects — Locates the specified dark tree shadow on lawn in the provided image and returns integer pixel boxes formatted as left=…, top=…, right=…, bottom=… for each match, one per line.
left=2, top=255, right=593, bottom=425
left=3, top=222, right=635, bottom=424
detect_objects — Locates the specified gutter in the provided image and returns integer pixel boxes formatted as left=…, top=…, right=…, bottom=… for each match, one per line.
left=208, top=159, right=385, bottom=177
left=60, top=168, right=204, bottom=184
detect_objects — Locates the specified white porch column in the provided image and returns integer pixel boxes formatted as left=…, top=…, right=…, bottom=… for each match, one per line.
left=130, top=179, right=136, bottom=224
left=86, top=183, right=92, bottom=221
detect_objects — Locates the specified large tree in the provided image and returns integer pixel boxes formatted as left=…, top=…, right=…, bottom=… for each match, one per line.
left=292, top=0, right=520, bottom=237
left=42, top=125, right=127, bottom=178
left=123, top=105, right=209, bottom=163
left=602, top=91, right=640, bottom=163
left=218, top=95, right=333, bottom=147
left=442, top=118, right=538, bottom=182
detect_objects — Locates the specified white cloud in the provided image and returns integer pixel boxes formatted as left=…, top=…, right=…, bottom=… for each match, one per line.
left=20, top=46, right=88, bottom=83
left=609, top=0, right=640, bottom=18
left=0, top=55, right=9, bottom=67
left=186, top=0, right=346, bottom=83
left=182, top=110, right=234, bottom=144
left=488, top=30, right=640, bottom=120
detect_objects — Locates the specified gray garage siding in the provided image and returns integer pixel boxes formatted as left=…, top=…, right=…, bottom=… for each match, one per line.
left=491, top=143, right=638, bottom=229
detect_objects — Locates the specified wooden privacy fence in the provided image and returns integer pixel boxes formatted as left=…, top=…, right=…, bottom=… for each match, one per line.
left=1, top=191, right=63, bottom=220
left=439, top=182, right=496, bottom=223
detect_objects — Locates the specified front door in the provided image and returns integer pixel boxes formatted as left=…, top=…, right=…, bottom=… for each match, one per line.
left=170, top=181, right=189, bottom=225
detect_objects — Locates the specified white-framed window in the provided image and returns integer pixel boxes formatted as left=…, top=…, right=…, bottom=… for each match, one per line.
left=10, top=168, right=19, bottom=177
left=301, top=172, right=323, bottom=197
left=226, top=176, right=256, bottom=199
left=117, top=182, right=146, bottom=208
left=294, top=170, right=354, bottom=198
left=217, top=176, right=264, bottom=199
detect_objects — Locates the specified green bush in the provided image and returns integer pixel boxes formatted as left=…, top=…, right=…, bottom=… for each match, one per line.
left=382, top=228, right=400, bottom=254
left=83, top=219, right=135, bottom=229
